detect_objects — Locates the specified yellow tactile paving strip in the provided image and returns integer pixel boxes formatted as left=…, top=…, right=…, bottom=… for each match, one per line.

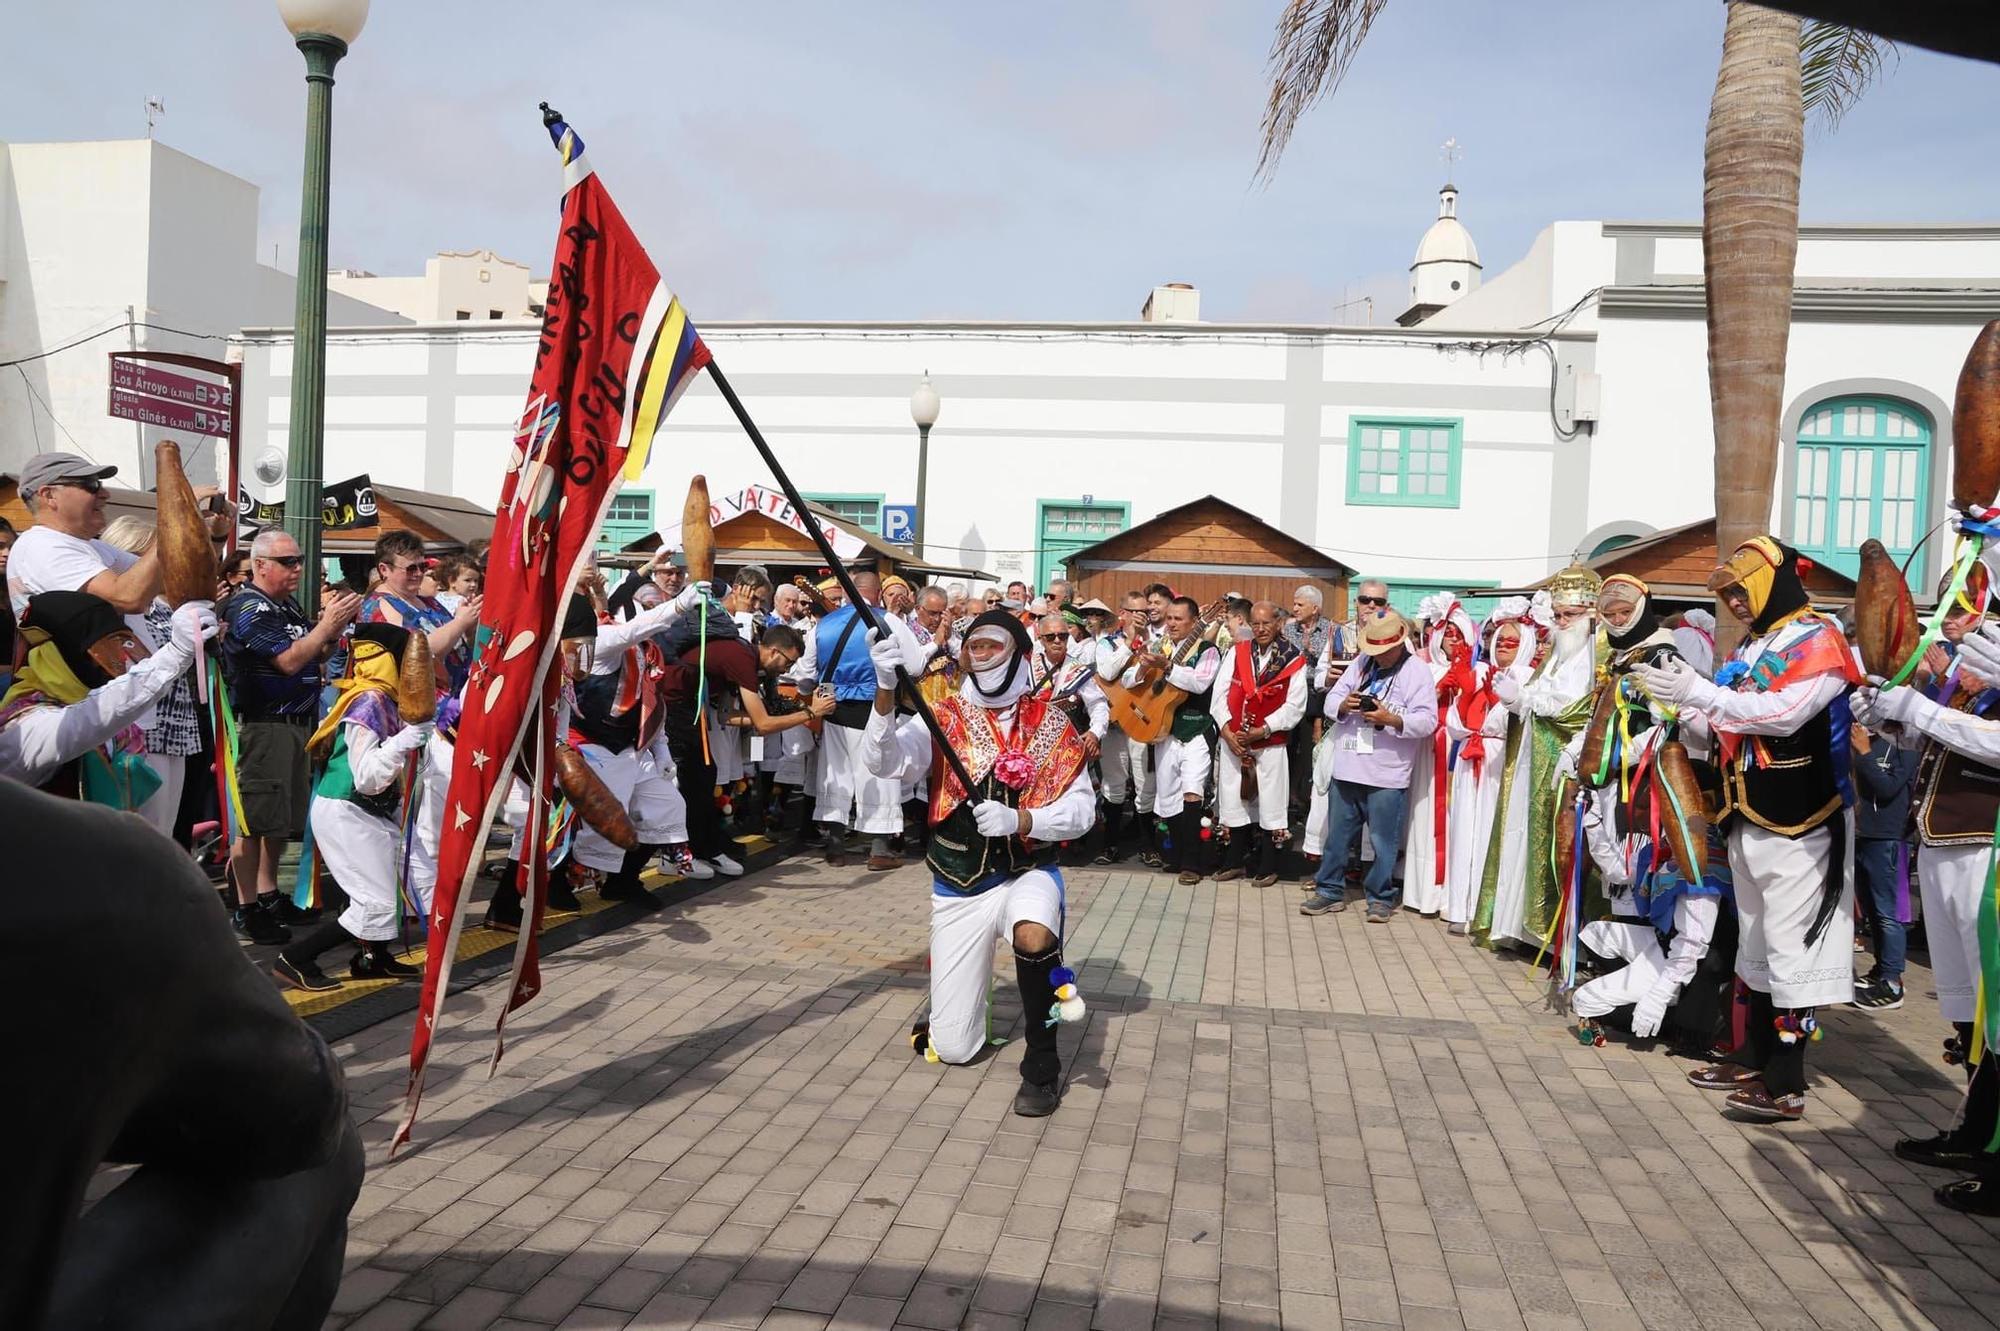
left=276, top=833, right=774, bottom=1019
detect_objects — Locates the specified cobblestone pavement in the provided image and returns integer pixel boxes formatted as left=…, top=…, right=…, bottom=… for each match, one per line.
left=323, top=855, right=1999, bottom=1330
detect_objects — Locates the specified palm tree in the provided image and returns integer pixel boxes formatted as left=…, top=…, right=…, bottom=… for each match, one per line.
left=1258, top=2, right=1891, bottom=648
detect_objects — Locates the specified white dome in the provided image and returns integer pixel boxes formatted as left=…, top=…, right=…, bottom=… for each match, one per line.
left=1413, top=215, right=1480, bottom=268
left=1412, top=185, right=1480, bottom=268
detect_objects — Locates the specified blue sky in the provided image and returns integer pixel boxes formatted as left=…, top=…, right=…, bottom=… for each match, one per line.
left=6, top=2, right=1997, bottom=323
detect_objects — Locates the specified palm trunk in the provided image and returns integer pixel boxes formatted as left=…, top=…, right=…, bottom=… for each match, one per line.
left=1705, top=2, right=1804, bottom=655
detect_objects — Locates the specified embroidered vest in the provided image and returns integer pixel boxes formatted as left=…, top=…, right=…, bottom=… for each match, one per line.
left=314, top=693, right=405, bottom=820
left=1714, top=614, right=1856, bottom=837
left=1167, top=637, right=1218, bottom=743
left=926, top=696, right=1089, bottom=892
left=1915, top=690, right=2000, bottom=847
left=1225, top=639, right=1303, bottom=748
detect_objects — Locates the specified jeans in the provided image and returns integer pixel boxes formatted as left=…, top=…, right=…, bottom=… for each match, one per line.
left=1313, top=779, right=1409, bottom=909
left=1855, top=836, right=1906, bottom=983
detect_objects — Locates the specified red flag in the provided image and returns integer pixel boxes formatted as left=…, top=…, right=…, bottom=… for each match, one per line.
left=395, top=110, right=709, bottom=1150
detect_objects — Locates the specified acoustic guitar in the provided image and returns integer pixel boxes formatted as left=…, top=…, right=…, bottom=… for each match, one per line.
left=1102, top=653, right=1189, bottom=744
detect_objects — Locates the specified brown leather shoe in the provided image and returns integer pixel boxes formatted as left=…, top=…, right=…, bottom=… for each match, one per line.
left=1177, top=870, right=1202, bottom=886
left=866, top=854, right=901, bottom=872
left=1687, top=1063, right=1762, bottom=1092
left=1725, top=1086, right=1805, bottom=1121
left=1215, top=867, right=1245, bottom=882
left=1251, top=874, right=1279, bottom=888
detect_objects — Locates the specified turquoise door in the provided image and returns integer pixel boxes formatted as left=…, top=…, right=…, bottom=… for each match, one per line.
left=1792, top=397, right=1930, bottom=587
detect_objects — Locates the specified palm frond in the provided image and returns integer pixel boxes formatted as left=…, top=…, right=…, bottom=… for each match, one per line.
left=1255, top=0, right=1393, bottom=183
left=1799, top=19, right=1898, bottom=130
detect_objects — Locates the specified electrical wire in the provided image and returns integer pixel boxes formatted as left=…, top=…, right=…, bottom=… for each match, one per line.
left=0, top=318, right=232, bottom=368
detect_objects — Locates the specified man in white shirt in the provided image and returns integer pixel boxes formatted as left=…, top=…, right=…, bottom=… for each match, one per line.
left=6, top=452, right=219, bottom=836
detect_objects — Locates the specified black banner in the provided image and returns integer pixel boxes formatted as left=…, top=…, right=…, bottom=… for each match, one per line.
left=236, top=474, right=378, bottom=532
left=320, top=474, right=377, bottom=531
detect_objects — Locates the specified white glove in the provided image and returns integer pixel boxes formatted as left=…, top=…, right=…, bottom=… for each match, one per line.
left=869, top=633, right=903, bottom=690
left=1491, top=673, right=1521, bottom=705
left=388, top=721, right=435, bottom=755
left=1630, top=986, right=1670, bottom=1040
left=1960, top=622, right=2000, bottom=683
left=971, top=800, right=1020, bottom=838
left=1852, top=683, right=1932, bottom=733
left=168, top=600, right=218, bottom=655
left=672, top=580, right=710, bottom=616
left=1631, top=658, right=1699, bottom=707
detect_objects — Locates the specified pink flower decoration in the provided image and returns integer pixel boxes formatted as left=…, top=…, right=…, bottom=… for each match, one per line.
left=993, top=750, right=1036, bottom=791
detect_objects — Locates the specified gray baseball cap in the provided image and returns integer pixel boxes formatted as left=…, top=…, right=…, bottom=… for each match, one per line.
left=18, top=452, right=117, bottom=496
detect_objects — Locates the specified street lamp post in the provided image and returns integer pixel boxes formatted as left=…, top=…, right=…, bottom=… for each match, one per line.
left=276, top=0, right=369, bottom=615
left=909, top=372, right=941, bottom=561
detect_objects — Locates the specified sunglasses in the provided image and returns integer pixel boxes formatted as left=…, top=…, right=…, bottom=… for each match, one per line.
left=1037, top=633, right=1067, bottom=643
left=258, top=554, right=305, bottom=569
left=53, top=478, right=105, bottom=495
left=1356, top=595, right=1388, bottom=607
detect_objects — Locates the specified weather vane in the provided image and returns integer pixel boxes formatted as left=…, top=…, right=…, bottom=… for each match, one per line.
left=1440, top=136, right=1462, bottom=181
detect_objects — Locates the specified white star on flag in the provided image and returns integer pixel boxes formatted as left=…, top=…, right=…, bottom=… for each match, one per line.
left=452, top=805, right=471, bottom=831
left=471, top=749, right=490, bottom=770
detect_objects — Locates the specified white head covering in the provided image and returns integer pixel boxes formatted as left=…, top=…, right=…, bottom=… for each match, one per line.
left=959, top=615, right=1034, bottom=709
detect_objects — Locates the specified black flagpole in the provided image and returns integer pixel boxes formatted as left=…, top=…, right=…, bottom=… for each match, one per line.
left=702, top=360, right=979, bottom=796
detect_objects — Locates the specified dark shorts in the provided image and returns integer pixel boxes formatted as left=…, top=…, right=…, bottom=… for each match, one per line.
left=237, top=718, right=311, bottom=840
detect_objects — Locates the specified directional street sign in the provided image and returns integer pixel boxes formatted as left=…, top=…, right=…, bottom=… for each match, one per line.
left=107, top=387, right=232, bottom=436
left=107, top=357, right=233, bottom=437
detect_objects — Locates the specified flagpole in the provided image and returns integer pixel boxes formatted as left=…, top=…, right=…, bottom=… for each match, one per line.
left=702, top=360, right=979, bottom=796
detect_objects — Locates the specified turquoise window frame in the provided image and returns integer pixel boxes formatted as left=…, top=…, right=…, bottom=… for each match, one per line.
left=596, top=487, right=655, bottom=551
left=1791, top=395, right=1931, bottom=588
left=1037, top=498, right=1131, bottom=589
left=1346, top=416, right=1462, bottom=508
left=804, top=491, right=886, bottom=534
left=1355, top=575, right=1499, bottom=623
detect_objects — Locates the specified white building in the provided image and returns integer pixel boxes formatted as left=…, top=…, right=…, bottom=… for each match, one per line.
left=234, top=196, right=2000, bottom=606
left=0, top=138, right=402, bottom=487
left=328, top=250, right=549, bottom=325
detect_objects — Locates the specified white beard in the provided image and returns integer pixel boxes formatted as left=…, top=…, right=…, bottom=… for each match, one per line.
left=1548, top=618, right=1594, bottom=665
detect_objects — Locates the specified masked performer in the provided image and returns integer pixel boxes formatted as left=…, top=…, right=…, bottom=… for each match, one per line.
left=1853, top=620, right=2000, bottom=1215
left=1634, top=538, right=1858, bottom=1122
left=1476, top=570, right=1600, bottom=947
left=273, top=623, right=436, bottom=991
left=0, top=591, right=213, bottom=802
left=1441, top=600, right=1538, bottom=933
left=860, top=611, right=1094, bottom=1117
left=1210, top=599, right=1307, bottom=886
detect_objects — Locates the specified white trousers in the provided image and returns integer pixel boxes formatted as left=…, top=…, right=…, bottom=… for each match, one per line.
left=1573, top=921, right=1667, bottom=1019
left=572, top=738, right=688, bottom=872
left=1920, top=843, right=1987, bottom=1022
left=408, top=730, right=454, bottom=905
left=1729, top=818, right=1854, bottom=1009
left=1150, top=733, right=1212, bottom=818
left=1402, top=746, right=1444, bottom=914
left=137, top=750, right=184, bottom=839
left=928, top=870, right=1065, bottom=1065
left=814, top=721, right=903, bottom=834
left=312, top=797, right=429, bottom=942
left=1215, top=742, right=1290, bottom=831
left=1100, top=727, right=1153, bottom=809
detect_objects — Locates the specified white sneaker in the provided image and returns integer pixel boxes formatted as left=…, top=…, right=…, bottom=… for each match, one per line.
left=663, top=854, right=712, bottom=880
left=708, top=853, right=745, bottom=878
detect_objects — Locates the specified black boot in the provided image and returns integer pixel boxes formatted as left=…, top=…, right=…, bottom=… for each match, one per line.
left=1173, top=806, right=1204, bottom=883
left=1138, top=812, right=1164, bottom=869
left=1216, top=828, right=1249, bottom=881
left=599, top=847, right=663, bottom=912
left=351, top=940, right=421, bottom=980
left=546, top=858, right=584, bottom=913
left=485, top=860, right=525, bottom=932
left=274, top=918, right=352, bottom=992
left=1092, top=801, right=1123, bottom=865
left=1012, top=940, right=1066, bottom=1116
left=1254, top=831, right=1280, bottom=886
left=1901, top=1040, right=1999, bottom=1170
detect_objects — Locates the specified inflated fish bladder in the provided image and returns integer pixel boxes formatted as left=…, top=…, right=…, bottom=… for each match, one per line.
left=1853, top=539, right=1921, bottom=680
left=153, top=440, right=218, bottom=607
